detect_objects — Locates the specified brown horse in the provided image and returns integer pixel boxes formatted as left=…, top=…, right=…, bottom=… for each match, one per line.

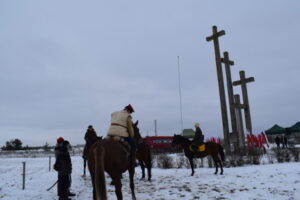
left=87, top=136, right=136, bottom=200
left=172, top=134, right=225, bottom=176
left=133, top=120, right=152, bottom=181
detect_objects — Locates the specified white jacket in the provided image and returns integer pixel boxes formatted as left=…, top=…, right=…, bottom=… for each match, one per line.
left=107, top=110, right=133, bottom=137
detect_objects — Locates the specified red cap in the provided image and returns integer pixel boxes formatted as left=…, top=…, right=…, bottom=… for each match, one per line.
left=57, top=137, right=64, bottom=144
left=125, top=104, right=135, bottom=113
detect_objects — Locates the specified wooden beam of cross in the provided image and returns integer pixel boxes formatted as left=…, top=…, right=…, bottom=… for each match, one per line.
left=206, top=27, right=225, bottom=42
left=221, top=51, right=239, bottom=149
left=234, top=94, right=246, bottom=148
left=206, top=26, right=231, bottom=153
left=233, top=70, right=255, bottom=134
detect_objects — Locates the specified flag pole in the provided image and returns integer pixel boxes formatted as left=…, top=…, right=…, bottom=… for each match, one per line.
left=177, top=56, right=183, bottom=133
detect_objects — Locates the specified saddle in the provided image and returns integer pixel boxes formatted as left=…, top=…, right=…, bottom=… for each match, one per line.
left=189, top=144, right=206, bottom=152
left=105, top=136, right=131, bottom=152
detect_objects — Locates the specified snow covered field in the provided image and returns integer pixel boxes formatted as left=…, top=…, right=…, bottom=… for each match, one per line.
left=0, top=156, right=299, bottom=200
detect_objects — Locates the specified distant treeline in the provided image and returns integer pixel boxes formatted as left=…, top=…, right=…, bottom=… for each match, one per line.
left=1, top=138, right=84, bottom=151
left=1, top=138, right=53, bottom=151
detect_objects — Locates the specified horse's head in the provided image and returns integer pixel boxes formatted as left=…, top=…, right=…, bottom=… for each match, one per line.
left=172, top=134, right=190, bottom=146
left=133, top=120, right=143, bottom=143
left=172, top=134, right=182, bottom=145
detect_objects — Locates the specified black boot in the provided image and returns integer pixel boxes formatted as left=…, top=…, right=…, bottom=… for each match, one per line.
left=67, top=192, right=76, bottom=197
left=59, top=197, right=71, bottom=200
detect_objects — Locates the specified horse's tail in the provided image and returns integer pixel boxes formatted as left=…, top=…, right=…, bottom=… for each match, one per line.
left=94, top=144, right=107, bottom=200
left=218, top=144, right=225, bottom=162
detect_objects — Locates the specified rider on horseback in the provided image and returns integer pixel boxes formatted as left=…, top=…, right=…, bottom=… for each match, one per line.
left=106, top=104, right=136, bottom=166
left=191, top=122, right=204, bottom=151
left=82, top=125, right=98, bottom=160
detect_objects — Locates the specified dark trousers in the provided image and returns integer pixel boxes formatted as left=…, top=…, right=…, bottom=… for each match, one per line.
left=124, top=137, right=136, bottom=152
left=57, top=174, right=70, bottom=197
left=191, top=138, right=204, bottom=150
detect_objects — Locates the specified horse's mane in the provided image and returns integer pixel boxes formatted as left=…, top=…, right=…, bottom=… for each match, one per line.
left=133, top=120, right=142, bottom=141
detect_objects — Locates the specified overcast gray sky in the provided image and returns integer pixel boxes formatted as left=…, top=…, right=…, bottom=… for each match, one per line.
left=0, top=0, right=299, bottom=146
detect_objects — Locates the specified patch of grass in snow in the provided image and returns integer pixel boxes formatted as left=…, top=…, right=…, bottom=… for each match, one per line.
left=229, top=189, right=235, bottom=193
left=212, top=187, right=221, bottom=193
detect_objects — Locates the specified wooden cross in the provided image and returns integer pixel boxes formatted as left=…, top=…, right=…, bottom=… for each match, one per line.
left=206, top=26, right=225, bottom=42
left=221, top=52, right=239, bottom=148
left=234, top=94, right=246, bottom=148
left=206, top=26, right=231, bottom=153
left=233, top=70, right=255, bottom=134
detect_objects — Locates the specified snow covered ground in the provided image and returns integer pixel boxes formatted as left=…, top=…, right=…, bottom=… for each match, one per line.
left=0, top=156, right=299, bottom=200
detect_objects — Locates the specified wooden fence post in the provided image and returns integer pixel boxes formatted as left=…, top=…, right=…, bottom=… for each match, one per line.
left=22, top=162, right=26, bottom=190
left=49, top=156, right=51, bottom=171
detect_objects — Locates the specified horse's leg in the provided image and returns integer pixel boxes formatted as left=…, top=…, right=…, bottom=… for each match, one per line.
left=83, top=158, right=86, bottom=177
left=128, top=166, right=137, bottom=200
left=146, top=149, right=152, bottom=181
left=219, top=159, right=224, bottom=175
left=110, top=175, right=115, bottom=185
left=113, top=176, right=123, bottom=200
left=147, top=161, right=152, bottom=181
left=212, top=156, right=218, bottom=175
left=188, top=157, right=195, bottom=176
left=139, top=160, right=145, bottom=179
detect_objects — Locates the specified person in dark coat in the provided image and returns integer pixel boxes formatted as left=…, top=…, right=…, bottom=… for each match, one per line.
left=82, top=125, right=98, bottom=160
left=283, top=136, right=288, bottom=148
left=191, top=122, right=204, bottom=151
left=280, top=136, right=284, bottom=149
left=54, top=138, right=75, bottom=200
left=274, top=136, right=280, bottom=148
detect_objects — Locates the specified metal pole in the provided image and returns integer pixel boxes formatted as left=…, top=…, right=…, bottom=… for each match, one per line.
left=154, top=120, right=157, bottom=136
left=177, top=56, right=184, bottom=133
left=22, top=162, right=26, bottom=190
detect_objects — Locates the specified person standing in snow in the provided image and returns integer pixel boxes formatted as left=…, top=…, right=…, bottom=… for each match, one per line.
left=54, top=138, right=75, bottom=200
left=274, top=136, right=280, bottom=148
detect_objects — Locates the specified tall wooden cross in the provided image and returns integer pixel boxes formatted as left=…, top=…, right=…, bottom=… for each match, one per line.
left=234, top=94, right=246, bottom=148
left=206, top=26, right=231, bottom=153
left=221, top=52, right=239, bottom=149
left=233, top=70, right=255, bottom=134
